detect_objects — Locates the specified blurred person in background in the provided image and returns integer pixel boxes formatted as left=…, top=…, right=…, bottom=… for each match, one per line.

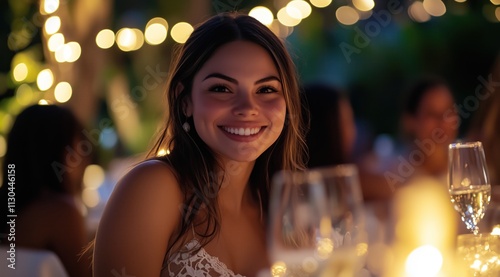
left=395, top=76, right=459, bottom=188
left=0, top=104, right=92, bottom=277
left=302, top=83, right=394, bottom=201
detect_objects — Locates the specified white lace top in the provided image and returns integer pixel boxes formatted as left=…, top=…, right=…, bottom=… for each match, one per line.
left=162, top=239, right=245, bottom=277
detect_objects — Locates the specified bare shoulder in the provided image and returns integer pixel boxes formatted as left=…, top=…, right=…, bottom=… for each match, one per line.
left=111, top=159, right=183, bottom=202
left=93, top=159, right=184, bottom=276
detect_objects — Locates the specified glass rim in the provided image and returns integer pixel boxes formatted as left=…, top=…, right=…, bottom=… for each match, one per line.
left=449, top=141, right=483, bottom=149
left=307, top=163, right=358, bottom=177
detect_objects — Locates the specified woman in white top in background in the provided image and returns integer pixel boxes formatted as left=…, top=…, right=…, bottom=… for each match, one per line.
left=93, top=12, right=307, bottom=277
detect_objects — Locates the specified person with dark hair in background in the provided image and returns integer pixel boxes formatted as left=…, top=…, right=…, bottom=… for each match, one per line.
left=399, top=76, right=459, bottom=187
left=302, top=83, right=356, bottom=168
left=0, top=104, right=92, bottom=277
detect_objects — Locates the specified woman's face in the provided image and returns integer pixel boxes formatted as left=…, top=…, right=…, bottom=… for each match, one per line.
left=187, top=40, right=286, bottom=163
left=412, top=86, right=458, bottom=145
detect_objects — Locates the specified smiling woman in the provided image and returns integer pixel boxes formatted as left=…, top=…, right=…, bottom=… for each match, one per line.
left=92, top=12, right=308, bottom=277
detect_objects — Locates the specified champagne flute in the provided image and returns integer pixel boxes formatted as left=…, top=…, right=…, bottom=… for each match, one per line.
left=268, top=164, right=367, bottom=277
left=448, top=141, right=491, bottom=235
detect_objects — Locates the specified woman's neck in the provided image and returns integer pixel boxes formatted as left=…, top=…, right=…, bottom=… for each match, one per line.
left=217, top=160, right=256, bottom=214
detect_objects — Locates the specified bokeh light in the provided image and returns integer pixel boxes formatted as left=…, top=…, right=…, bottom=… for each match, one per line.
left=287, top=0, right=312, bottom=19
left=310, top=0, right=332, bottom=8
left=145, top=17, right=169, bottom=45
left=405, top=245, right=443, bottom=277
left=13, top=63, right=28, bottom=82
left=83, top=164, right=106, bottom=189
left=336, top=6, right=360, bottom=25
left=38, top=99, right=50, bottom=105
left=36, top=69, right=54, bottom=91
left=171, top=22, right=194, bottom=43
left=353, top=0, right=375, bottom=12
left=82, top=188, right=100, bottom=208
left=54, top=82, right=72, bottom=103
left=249, top=6, right=274, bottom=26
left=44, top=16, right=61, bottom=35
left=496, top=7, right=500, bottom=20
left=277, top=7, right=301, bottom=27
left=42, top=0, right=59, bottom=14
left=423, top=0, right=447, bottom=17
left=96, top=29, right=115, bottom=49
left=48, top=33, right=65, bottom=52
left=116, top=28, right=144, bottom=51
left=409, top=1, right=432, bottom=22
left=269, top=19, right=293, bottom=38
left=16, top=84, right=34, bottom=106
left=492, top=0, right=500, bottom=5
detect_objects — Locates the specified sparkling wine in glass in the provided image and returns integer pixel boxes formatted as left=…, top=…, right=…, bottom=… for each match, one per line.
left=268, top=164, right=366, bottom=277
left=448, top=141, right=491, bottom=235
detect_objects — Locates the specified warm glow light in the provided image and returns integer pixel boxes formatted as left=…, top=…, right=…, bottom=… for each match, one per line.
left=316, top=238, right=334, bottom=259
left=16, top=84, right=34, bottom=106
left=13, top=63, right=28, bottom=82
left=277, top=7, right=301, bottom=27
left=496, top=7, right=500, bottom=20
left=492, top=0, right=500, bottom=5
left=42, top=0, right=60, bottom=14
left=44, top=16, right=61, bottom=35
left=270, top=261, right=287, bottom=276
left=82, top=188, right=100, bottom=208
left=48, top=33, right=65, bottom=52
left=96, top=29, right=115, bottom=49
left=353, top=0, right=375, bottom=11
left=83, top=164, right=106, bottom=189
left=269, top=20, right=293, bottom=38
left=145, top=17, right=169, bottom=45
left=36, top=69, right=54, bottom=91
left=423, top=0, right=447, bottom=17
left=455, top=0, right=467, bottom=2
left=61, top=41, right=82, bottom=63
left=336, top=6, right=360, bottom=25
left=171, top=22, right=193, bottom=44
left=54, top=82, right=72, bottom=103
left=492, top=225, right=500, bottom=235
left=0, top=135, right=6, bottom=158
left=38, top=99, right=50, bottom=105
left=116, top=28, right=136, bottom=51
left=157, top=148, right=171, bottom=156
left=409, top=1, right=432, bottom=22
left=405, top=245, right=443, bottom=277
left=249, top=6, right=274, bottom=26
left=287, top=0, right=312, bottom=19
left=310, top=0, right=332, bottom=8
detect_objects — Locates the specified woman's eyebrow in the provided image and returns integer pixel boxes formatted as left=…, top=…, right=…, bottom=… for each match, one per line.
left=203, top=73, right=281, bottom=84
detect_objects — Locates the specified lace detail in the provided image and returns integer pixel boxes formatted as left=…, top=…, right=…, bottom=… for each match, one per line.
left=162, top=239, right=246, bottom=277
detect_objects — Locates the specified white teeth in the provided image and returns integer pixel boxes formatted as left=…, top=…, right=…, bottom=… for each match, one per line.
left=222, top=127, right=261, bottom=136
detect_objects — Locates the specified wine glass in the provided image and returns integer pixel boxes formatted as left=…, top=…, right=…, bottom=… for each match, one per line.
left=448, top=141, right=491, bottom=235
left=268, top=164, right=367, bottom=277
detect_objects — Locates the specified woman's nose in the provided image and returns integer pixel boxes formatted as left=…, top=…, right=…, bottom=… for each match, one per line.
left=233, top=91, right=259, bottom=117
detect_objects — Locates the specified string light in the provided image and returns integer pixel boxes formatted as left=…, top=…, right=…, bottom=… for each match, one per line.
left=36, top=69, right=54, bottom=91
left=54, top=82, right=72, bottom=103
left=249, top=6, right=274, bottom=26
left=145, top=17, right=169, bottom=45
left=44, top=16, right=61, bottom=35
left=96, top=29, right=115, bottom=49
left=13, top=63, right=28, bottom=82
left=336, top=6, right=360, bottom=25
left=171, top=22, right=193, bottom=43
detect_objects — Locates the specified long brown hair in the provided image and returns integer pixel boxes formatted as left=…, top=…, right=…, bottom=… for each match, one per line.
left=147, top=12, right=307, bottom=259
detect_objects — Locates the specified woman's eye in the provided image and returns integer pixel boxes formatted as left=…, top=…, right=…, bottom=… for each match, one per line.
left=258, top=86, right=278, bottom=94
left=209, top=85, right=230, bottom=93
